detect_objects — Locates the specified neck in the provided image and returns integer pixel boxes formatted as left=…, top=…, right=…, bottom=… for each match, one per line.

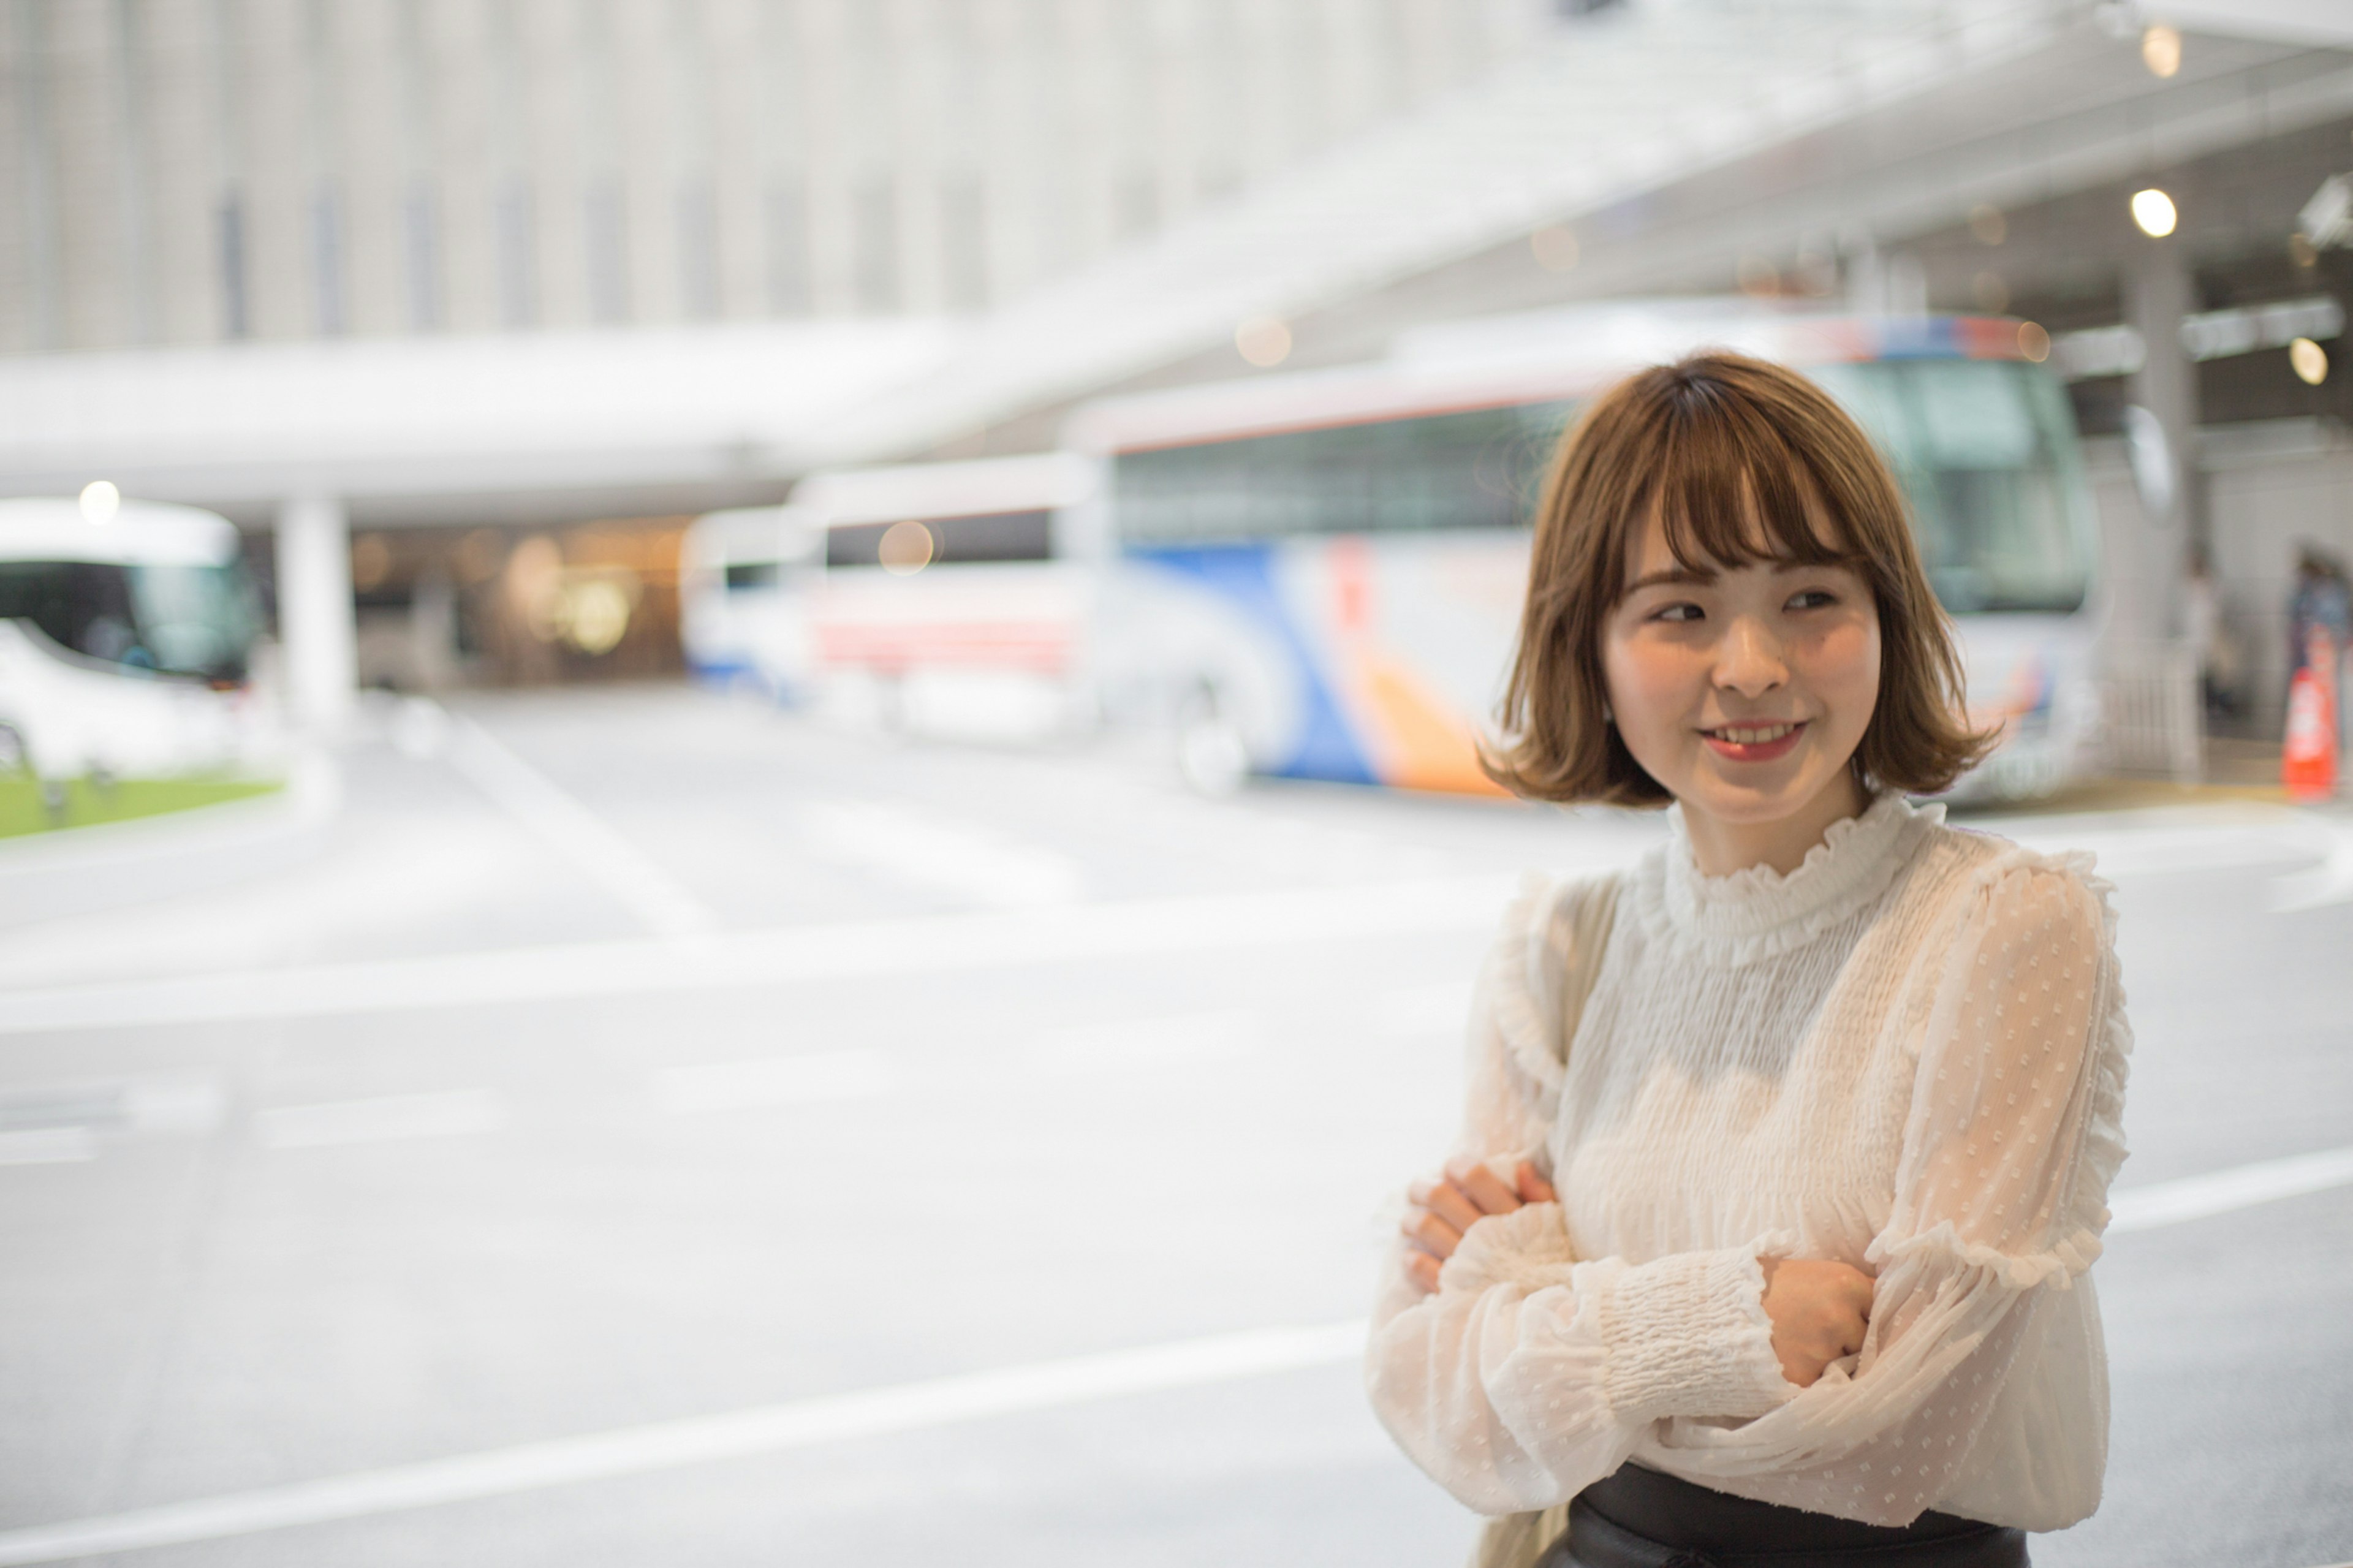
left=1680, top=770, right=1870, bottom=878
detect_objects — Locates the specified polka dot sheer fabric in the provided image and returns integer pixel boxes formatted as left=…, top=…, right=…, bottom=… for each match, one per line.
left=1365, top=795, right=2130, bottom=1531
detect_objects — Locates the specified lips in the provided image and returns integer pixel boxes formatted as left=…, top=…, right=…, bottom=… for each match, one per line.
left=1700, top=720, right=1808, bottom=763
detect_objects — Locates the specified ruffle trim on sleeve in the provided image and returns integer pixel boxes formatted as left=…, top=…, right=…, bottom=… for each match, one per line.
left=1868, top=1218, right=2104, bottom=1291
left=1439, top=1200, right=1580, bottom=1295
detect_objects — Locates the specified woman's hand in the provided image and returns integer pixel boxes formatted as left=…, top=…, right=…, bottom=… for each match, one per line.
left=1399, top=1158, right=1557, bottom=1293
left=1759, top=1257, right=1875, bottom=1388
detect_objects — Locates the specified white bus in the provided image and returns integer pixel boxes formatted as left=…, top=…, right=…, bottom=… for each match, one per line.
left=1062, top=307, right=2105, bottom=798
left=683, top=454, right=1097, bottom=740
left=690, top=306, right=2105, bottom=800
left=0, top=498, right=269, bottom=788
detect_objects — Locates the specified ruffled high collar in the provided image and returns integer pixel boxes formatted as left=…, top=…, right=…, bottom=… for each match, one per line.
left=1650, top=791, right=1941, bottom=964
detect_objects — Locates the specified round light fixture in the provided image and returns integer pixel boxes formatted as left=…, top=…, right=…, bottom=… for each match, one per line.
left=2141, top=24, right=2181, bottom=78
left=2129, top=187, right=2177, bottom=238
left=2017, top=322, right=2052, bottom=363
left=1235, top=316, right=1292, bottom=368
left=78, top=479, right=120, bottom=524
left=2289, top=337, right=2329, bottom=386
left=1530, top=225, right=1579, bottom=273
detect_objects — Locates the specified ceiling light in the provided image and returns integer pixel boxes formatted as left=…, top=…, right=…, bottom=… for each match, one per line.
left=2130, top=188, right=2177, bottom=238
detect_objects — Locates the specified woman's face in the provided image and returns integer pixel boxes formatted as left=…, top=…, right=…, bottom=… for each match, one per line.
left=1601, top=502, right=1881, bottom=846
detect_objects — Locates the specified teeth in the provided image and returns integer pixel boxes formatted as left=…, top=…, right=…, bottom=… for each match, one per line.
left=1713, top=724, right=1796, bottom=744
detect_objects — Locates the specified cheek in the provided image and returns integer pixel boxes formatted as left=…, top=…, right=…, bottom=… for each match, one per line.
left=1805, top=616, right=1883, bottom=719
left=1602, top=631, right=1701, bottom=739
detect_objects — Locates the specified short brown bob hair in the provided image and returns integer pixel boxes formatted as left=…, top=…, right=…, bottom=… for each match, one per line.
left=1485, top=350, right=1991, bottom=806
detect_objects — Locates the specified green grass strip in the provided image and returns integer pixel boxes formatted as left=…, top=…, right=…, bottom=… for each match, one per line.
left=0, top=774, right=282, bottom=839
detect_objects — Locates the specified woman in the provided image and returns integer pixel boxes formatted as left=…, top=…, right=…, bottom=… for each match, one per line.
left=1366, top=353, right=2130, bottom=1567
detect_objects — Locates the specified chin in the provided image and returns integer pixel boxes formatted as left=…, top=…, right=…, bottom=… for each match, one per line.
left=1687, top=766, right=1832, bottom=822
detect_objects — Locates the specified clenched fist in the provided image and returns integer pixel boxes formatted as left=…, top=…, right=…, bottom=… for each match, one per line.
left=1759, top=1257, right=1874, bottom=1388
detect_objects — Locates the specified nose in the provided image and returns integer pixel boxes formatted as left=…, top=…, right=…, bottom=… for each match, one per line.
left=1713, top=613, right=1787, bottom=699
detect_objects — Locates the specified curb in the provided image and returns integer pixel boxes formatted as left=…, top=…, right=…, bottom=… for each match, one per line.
left=0, top=753, right=341, bottom=930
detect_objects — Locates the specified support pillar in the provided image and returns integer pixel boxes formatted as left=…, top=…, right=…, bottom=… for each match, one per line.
left=2126, top=235, right=2200, bottom=639
left=275, top=492, right=357, bottom=732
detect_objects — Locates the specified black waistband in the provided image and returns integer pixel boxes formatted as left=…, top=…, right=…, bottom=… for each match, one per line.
left=1577, top=1464, right=1996, bottom=1555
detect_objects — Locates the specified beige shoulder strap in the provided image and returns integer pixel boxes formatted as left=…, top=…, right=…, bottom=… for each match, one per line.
left=1550, top=873, right=1621, bottom=1069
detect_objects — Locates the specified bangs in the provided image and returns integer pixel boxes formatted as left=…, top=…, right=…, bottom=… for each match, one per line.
left=1634, top=397, right=1865, bottom=593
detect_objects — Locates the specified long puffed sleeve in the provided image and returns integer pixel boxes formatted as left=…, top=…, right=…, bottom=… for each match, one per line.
left=1365, top=877, right=1796, bottom=1514
left=1636, top=853, right=2131, bottom=1529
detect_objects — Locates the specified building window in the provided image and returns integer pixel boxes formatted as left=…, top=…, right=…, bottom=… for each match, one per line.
left=852, top=175, right=898, bottom=314
left=312, top=182, right=347, bottom=335
left=404, top=180, right=441, bottom=330
left=495, top=175, right=536, bottom=328
left=676, top=176, right=719, bottom=320
left=217, top=192, right=250, bottom=339
left=585, top=176, right=629, bottom=324
left=1115, top=170, right=1158, bottom=244
left=939, top=173, right=987, bottom=311
left=765, top=175, right=809, bottom=316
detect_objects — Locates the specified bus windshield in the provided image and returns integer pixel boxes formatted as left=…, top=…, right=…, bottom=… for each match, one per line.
left=1808, top=357, right=2094, bottom=615
left=0, top=559, right=260, bottom=680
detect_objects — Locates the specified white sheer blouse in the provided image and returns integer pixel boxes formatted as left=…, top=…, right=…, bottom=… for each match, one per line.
left=1365, top=793, right=2132, bottom=1531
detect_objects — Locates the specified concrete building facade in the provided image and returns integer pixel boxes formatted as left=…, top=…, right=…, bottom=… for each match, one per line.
left=0, top=0, right=1545, bottom=355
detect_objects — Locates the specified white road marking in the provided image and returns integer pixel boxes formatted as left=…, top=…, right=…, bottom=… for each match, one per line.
left=252, top=1090, right=506, bottom=1151
left=2105, top=1144, right=2353, bottom=1233
left=0, top=1140, right=2346, bottom=1559
left=0, top=1320, right=1369, bottom=1566
left=2270, top=812, right=2353, bottom=912
left=0, top=874, right=1518, bottom=1037
left=445, top=713, right=720, bottom=941
left=0, top=1127, right=94, bottom=1165
left=799, top=798, right=1086, bottom=908
left=1370, top=979, right=1477, bottom=1039
left=1020, top=1009, right=1263, bottom=1076
left=653, top=1051, right=902, bottom=1113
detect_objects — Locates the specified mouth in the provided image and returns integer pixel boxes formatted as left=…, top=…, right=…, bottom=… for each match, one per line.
left=1699, top=720, right=1809, bottom=763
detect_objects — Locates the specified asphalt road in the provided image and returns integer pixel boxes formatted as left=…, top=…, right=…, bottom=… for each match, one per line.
left=1, top=686, right=2348, bottom=1568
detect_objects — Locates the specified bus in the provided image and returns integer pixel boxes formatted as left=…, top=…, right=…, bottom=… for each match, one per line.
left=683, top=453, right=1097, bottom=740
left=679, top=502, right=820, bottom=702
left=0, top=497, right=270, bottom=790
left=1061, top=306, right=2105, bottom=798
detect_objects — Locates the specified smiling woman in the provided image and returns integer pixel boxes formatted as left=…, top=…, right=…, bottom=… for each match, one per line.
left=1368, top=355, right=2130, bottom=1568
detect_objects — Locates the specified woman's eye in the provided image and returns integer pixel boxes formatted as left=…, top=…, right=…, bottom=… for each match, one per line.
left=1787, top=589, right=1838, bottom=611
left=1652, top=602, right=1704, bottom=623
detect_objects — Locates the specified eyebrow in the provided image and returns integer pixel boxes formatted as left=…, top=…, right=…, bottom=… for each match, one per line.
left=1623, top=566, right=1716, bottom=593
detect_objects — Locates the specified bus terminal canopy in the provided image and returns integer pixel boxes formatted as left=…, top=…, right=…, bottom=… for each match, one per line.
left=0, top=0, right=2346, bottom=524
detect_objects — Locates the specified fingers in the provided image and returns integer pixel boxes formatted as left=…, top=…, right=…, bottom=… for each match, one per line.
left=1420, top=1180, right=1487, bottom=1237
left=1445, top=1157, right=1522, bottom=1216
left=1399, top=1206, right=1462, bottom=1261
left=1514, top=1161, right=1558, bottom=1205
left=1403, top=1249, right=1441, bottom=1293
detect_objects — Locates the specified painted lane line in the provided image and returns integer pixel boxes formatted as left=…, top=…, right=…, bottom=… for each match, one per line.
left=0, top=1127, right=95, bottom=1165
left=1019, top=1009, right=1264, bottom=1077
left=0, top=1320, right=1368, bottom=1567
left=653, top=1051, right=902, bottom=1113
left=445, top=713, right=720, bottom=942
left=1, top=1142, right=2347, bottom=1560
left=252, top=1090, right=506, bottom=1151
left=2105, top=1144, right=2353, bottom=1233
left=2270, top=812, right=2353, bottom=912
left=0, top=873, right=1520, bottom=1038
left=1370, top=979, right=1477, bottom=1040
left=798, top=798, right=1086, bottom=908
